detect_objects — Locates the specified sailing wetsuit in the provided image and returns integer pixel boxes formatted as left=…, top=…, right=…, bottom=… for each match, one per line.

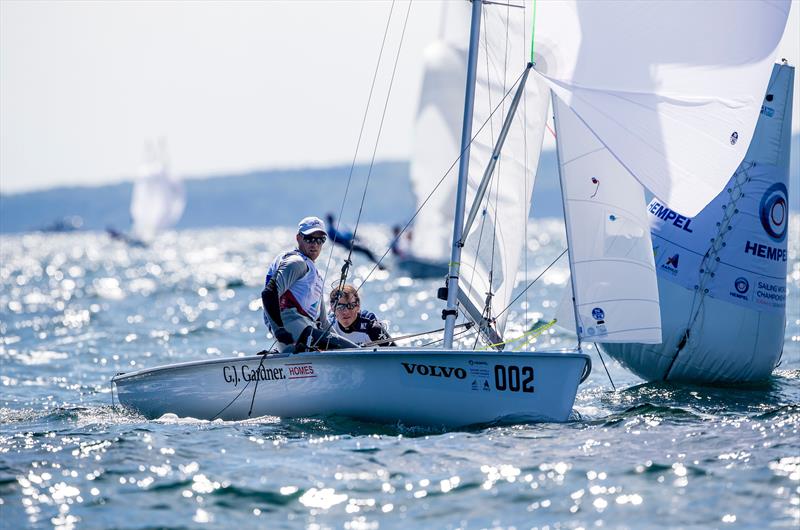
left=262, top=250, right=358, bottom=352
left=328, top=310, right=395, bottom=346
left=262, top=250, right=324, bottom=350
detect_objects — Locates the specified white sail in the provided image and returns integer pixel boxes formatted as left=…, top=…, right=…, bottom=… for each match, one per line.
left=533, top=0, right=791, bottom=217
left=409, top=36, right=467, bottom=260
left=603, top=63, right=794, bottom=382
left=457, top=4, right=550, bottom=337
left=553, top=97, right=661, bottom=343
left=130, top=139, right=186, bottom=242
left=408, top=2, right=473, bottom=261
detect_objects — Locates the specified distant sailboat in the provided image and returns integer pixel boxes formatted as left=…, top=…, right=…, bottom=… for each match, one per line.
left=129, top=138, right=186, bottom=243
left=397, top=2, right=467, bottom=280
left=112, top=1, right=789, bottom=426
left=108, top=139, right=185, bottom=246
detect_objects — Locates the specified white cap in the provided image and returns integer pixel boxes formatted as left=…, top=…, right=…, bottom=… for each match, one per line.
left=298, top=216, right=326, bottom=235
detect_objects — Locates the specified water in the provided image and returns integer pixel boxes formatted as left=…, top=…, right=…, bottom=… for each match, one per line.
left=1, top=223, right=798, bottom=529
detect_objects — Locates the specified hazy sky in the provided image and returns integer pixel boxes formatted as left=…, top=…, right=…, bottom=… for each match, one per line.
left=1, top=0, right=798, bottom=194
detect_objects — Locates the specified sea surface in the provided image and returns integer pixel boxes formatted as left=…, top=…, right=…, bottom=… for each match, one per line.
left=1, top=223, right=798, bottom=530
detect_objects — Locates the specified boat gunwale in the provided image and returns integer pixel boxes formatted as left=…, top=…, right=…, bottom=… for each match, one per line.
left=111, top=348, right=591, bottom=383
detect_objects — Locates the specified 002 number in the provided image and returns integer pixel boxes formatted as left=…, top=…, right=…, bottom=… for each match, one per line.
left=494, top=365, right=534, bottom=393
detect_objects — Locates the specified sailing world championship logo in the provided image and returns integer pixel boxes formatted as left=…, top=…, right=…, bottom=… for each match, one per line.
left=759, top=182, right=788, bottom=242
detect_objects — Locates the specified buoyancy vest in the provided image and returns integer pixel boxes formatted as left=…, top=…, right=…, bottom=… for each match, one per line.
left=328, top=311, right=384, bottom=345
left=263, top=250, right=323, bottom=324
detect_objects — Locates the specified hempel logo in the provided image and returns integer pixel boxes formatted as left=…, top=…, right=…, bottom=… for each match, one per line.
left=734, top=277, right=749, bottom=294
left=759, top=182, right=787, bottom=242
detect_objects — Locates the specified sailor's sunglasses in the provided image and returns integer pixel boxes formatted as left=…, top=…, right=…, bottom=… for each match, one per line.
left=335, top=301, right=359, bottom=311
left=302, top=235, right=327, bottom=245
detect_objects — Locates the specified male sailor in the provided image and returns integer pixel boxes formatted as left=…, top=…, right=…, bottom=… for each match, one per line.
left=262, top=216, right=356, bottom=352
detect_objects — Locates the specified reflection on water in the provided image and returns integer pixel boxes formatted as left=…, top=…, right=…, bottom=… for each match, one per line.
left=0, top=224, right=798, bottom=528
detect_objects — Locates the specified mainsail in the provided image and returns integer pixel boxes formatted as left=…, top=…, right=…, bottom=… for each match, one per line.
left=456, top=4, right=550, bottom=338
left=130, top=140, right=186, bottom=242
left=532, top=0, right=791, bottom=217
left=438, top=0, right=789, bottom=350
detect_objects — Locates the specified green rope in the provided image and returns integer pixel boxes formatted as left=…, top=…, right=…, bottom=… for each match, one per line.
left=479, top=318, right=557, bottom=351
left=529, top=0, right=538, bottom=63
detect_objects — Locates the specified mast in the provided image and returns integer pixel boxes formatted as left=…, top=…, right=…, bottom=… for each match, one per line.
left=443, top=0, right=482, bottom=348
left=551, top=92, right=583, bottom=351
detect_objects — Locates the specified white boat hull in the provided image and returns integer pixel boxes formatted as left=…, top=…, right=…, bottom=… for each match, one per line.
left=395, top=257, right=449, bottom=279
left=112, top=349, right=591, bottom=427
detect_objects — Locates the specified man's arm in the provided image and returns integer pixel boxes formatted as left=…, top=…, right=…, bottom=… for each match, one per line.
left=363, top=311, right=395, bottom=346
left=261, top=256, right=309, bottom=335
left=261, top=277, right=284, bottom=328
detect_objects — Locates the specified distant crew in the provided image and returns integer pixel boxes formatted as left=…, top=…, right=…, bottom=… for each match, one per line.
left=261, top=216, right=357, bottom=352
left=390, top=225, right=412, bottom=259
left=329, top=284, right=395, bottom=347
left=325, top=213, right=386, bottom=270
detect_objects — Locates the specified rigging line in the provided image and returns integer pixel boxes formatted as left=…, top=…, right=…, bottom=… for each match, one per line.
left=467, top=200, right=489, bottom=351
left=593, top=343, right=617, bottom=391
left=345, top=0, right=414, bottom=270
left=320, top=0, right=398, bottom=287
left=360, top=322, right=473, bottom=347
left=315, top=1, right=410, bottom=351
left=478, top=318, right=556, bottom=351
left=494, top=247, right=568, bottom=320
left=522, top=0, right=530, bottom=331
left=684, top=162, right=752, bottom=331
left=529, top=0, right=537, bottom=62
left=354, top=66, right=530, bottom=293
left=419, top=325, right=475, bottom=348
left=665, top=162, right=752, bottom=380
left=485, top=1, right=513, bottom=309
left=468, top=9, right=496, bottom=324
left=210, top=370, right=256, bottom=421
left=211, top=342, right=278, bottom=421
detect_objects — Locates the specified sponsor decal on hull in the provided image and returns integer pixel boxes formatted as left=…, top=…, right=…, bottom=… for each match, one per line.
left=468, top=359, right=491, bottom=392
left=494, top=364, right=535, bottom=393
left=401, top=362, right=467, bottom=380
left=223, top=364, right=286, bottom=387
left=286, top=362, right=316, bottom=380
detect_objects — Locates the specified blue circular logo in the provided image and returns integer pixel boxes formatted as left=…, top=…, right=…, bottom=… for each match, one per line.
left=591, top=307, right=605, bottom=320
left=734, top=277, right=749, bottom=294
left=759, top=182, right=788, bottom=242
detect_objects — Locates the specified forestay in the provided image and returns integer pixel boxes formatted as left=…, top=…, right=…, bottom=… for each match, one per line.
left=532, top=0, right=791, bottom=217
left=458, top=3, right=550, bottom=336
left=553, top=98, right=661, bottom=343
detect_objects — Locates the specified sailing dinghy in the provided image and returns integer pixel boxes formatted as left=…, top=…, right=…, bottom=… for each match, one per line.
left=112, top=1, right=789, bottom=426
left=130, top=138, right=186, bottom=243
left=397, top=4, right=466, bottom=280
